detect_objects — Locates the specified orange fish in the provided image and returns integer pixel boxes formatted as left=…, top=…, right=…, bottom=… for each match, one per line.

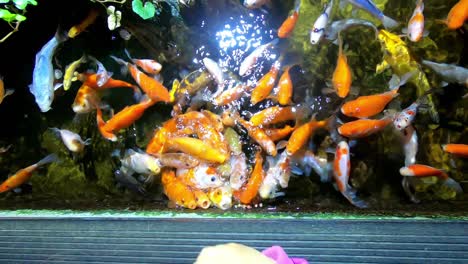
left=78, top=73, right=138, bottom=92
left=286, top=115, right=328, bottom=155
left=399, top=164, right=448, bottom=179
left=331, top=35, right=352, bottom=98
left=341, top=89, right=398, bottom=118
left=239, top=150, right=265, bottom=204
left=400, top=164, right=463, bottom=194
left=333, top=141, right=367, bottom=208
left=72, top=84, right=100, bottom=114
left=111, top=56, right=170, bottom=103
left=235, top=114, right=277, bottom=156
left=277, top=1, right=300, bottom=38
left=338, top=117, right=392, bottom=138
left=125, top=49, right=162, bottom=75
left=276, top=66, right=294, bottom=105
left=264, top=125, right=296, bottom=142
left=161, top=169, right=197, bottom=209
left=146, top=127, right=171, bottom=155
left=406, top=0, right=425, bottom=42
left=444, top=0, right=468, bottom=30
left=68, top=9, right=99, bottom=38
left=175, top=111, right=230, bottom=157
left=0, top=76, right=13, bottom=105
left=213, top=83, right=251, bottom=106
left=251, top=61, right=280, bottom=105
left=165, top=137, right=228, bottom=163
left=443, top=143, right=468, bottom=158
left=0, top=154, right=58, bottom=193
left=96, top=97, right=156, bottom=141
left=127, top=63, right=170, bottom=103
left=250, top=106, right=296, bottom=126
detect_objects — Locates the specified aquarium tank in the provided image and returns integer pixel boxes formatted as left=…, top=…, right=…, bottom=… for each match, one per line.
left=0, top=0, right=467, bottom=258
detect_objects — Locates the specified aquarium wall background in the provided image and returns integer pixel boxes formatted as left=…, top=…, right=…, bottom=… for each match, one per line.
left=0, top=0, right=466, bottom=215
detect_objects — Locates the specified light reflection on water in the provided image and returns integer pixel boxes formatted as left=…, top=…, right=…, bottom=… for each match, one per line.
left=194, top=11, right=277, bottom=84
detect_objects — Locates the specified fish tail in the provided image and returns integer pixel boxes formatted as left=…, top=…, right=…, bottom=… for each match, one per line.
left=54, top=26, right=69, bottom=43
left=268, top=38, right=280, bottom=47
left=110, top=55, right=127, bottom=66
left=36, top=153, right=59, bottom=167
left=443, top=177, right=463, bottom=194
left=293, top=0, right=301, bottom=12
left=48, top=127, right=61, bottom=135
left=342, top=185, right=368, bottom=208
left=382, top=15, right=399, bottom=29
left=124, top=48, right=133, bottom=60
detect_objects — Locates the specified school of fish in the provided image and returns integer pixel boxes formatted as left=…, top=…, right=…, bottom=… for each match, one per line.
left=1, top=1, right=467, bottom=209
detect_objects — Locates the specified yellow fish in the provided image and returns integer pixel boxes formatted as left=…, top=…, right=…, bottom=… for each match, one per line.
left=376, top=29, right=438, bottom=123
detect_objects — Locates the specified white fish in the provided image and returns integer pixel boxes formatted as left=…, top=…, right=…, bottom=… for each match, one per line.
left=243, top=0, right=271, bottom=9
left=399, top=125, right=418, bottom=166
left=120, top=149, right=161, bottom=176
left=342, top=0, right=399, bottom=29
left=325, top=18, right=378, bottom=44
left=49, top=128, right=91, bottom=153
left=177, top=163, right=224, bottom=190
left=229, top=153, right=248, bottom=190
left=310, top=0, right=334, bottom=44
left=208, top=185, right=233, bottom=210
left=333, top=141, right=367, bottom=208
left=421, top=60, right=468, bottom=87
left=239, top=38, right=279, bottom=76
left=203, top=57, right=225, bottom=96
left=406, top=0, right=425, bottom=42
left=29, top=31, right=67, bottom=112
left=89, top=56, right=112, bottom=87
left=259, top=151, right=290, bottom=199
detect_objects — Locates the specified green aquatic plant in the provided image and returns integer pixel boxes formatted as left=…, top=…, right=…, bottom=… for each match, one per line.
left=0, top=0, right=37, bottom=43
left=90, top=0, right=181, bottom=28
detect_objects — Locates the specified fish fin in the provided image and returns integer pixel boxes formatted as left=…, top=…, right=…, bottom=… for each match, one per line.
left=401, top=27, right=408, bottom=34
left=290, top=165, right=304, bottom=175
left=383, top=108, right=398, bottom=119
left=382, top=15, right=399, bottom=29
left=321, top=87, right=335, bottom=95
left=54, top=83, right=63, bottom=91
left=276, top=140, right=288, bottom=150
left=348, top=139, right=358, bottom=148
left=401, top=177, right=420, bottom=203
left=120, top=65, right=128, bottom=76
left=3, top=89, right=14, bottom=98
left=293, top=0, right=301, bottom=12
left=387, top=98, right=402, bottom=111
left=48, top=127, right=61, bottom=135
left=13, top=187, right=22, bottom=193
left=36, top=153, right=59, bottom=167
left=268, top=38, right=280, bottom=47
left=438, top=81, right=449, bottom=88
left=342, top=185, right=368, bottom=208
left=319, top=163, right=333, bottom=183
left=443, top=177, right=463, bottom=194
left=110, top=55, right=128, bottom=66
left=422, top=30, right=429, bottom=37
left=170, top=79, right=180, bottom=103
left=124, top=48, right=133, bottom=60
left=83, top=138, right=92, bottom=145
left=132, top=85, right=143, bottom=102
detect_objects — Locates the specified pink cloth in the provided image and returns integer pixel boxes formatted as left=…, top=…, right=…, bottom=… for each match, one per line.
left=262, top=245, right=309, bottom=264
